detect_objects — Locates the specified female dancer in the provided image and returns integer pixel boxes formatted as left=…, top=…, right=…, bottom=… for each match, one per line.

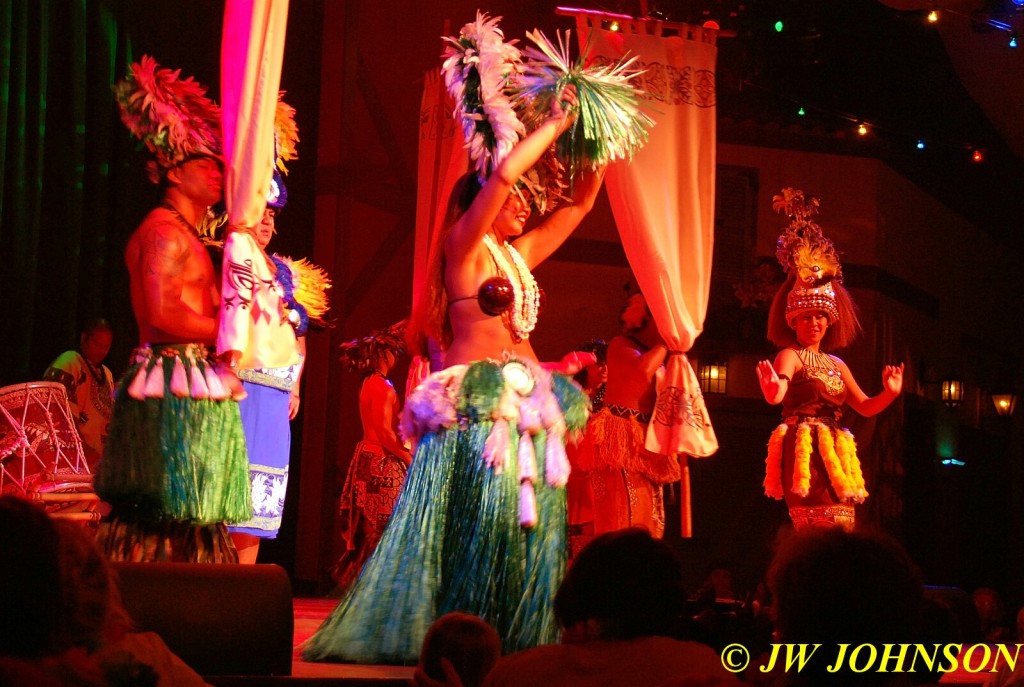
left=303, top=87, right=603, bottom=663
left=755, top=189, right=903, bottom=529
left=331, top=323, right=411, bottom=593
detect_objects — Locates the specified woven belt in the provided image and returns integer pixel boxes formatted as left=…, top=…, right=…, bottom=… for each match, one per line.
left=784, top=415, right=837, bottom=428
left=606, top=404, right=652, bottom=424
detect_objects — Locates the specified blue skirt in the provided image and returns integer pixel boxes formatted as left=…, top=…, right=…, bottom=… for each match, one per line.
left=229, top=381, right=291, bottom=538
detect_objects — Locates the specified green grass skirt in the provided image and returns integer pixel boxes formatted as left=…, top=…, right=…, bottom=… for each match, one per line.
left=303, top=360, right=588, bottom=664
left=96, top=345, right=252, bottom=526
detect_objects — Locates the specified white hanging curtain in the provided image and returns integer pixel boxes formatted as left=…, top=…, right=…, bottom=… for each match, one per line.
left=220, top=0, right=290, bottom=227
left=575, top=15, right=719, bottom=459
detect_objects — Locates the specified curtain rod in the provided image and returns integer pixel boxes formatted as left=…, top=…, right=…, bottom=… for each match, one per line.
left=554, top=6, right=735, bottom=38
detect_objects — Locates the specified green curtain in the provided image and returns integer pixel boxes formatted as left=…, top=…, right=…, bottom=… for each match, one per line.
left=0, top=0, right=145, bottom=384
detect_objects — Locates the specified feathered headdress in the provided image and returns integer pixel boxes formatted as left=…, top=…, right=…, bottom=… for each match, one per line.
left=339, top=320, right=407, bottom=375
left=268, top=95, right=300, bottom=210
left=442, top=12, right=525, bottom=180
left=773, top=188, right=842, bottom=324
left=440, top=13, right=652, bottom=214
left=113, top=55, right=222, bottom=184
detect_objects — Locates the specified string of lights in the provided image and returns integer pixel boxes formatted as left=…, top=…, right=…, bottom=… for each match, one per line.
left=732, top=77, right=995, bottom=165
left=718, top=2, right=1023, bottom=167
left=926, top=2, right=1023, bottom=48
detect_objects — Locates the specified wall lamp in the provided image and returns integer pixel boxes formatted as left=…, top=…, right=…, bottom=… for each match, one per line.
left=941, top=378, right=965, bottom=408
left=698, top=360, right=728, bottom=395
left=992, top=393, right=1018, bottom=417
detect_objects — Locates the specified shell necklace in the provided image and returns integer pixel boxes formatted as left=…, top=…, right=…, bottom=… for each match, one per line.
left=797, top=347, right=845, bottom=396
left=482, top=232, right=539, bottom=343
left=161, top=202, right=201, bottom=238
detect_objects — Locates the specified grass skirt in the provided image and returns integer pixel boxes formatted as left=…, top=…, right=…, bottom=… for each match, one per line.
left=571, top=408, right=679, bottom=539
left=96, top=344, right=251, bottom=526
left=95, top=519, right=238, bottom=563
left=575, top=407, right=681, bottom=482
left=302, top=359, right=588, bottom=664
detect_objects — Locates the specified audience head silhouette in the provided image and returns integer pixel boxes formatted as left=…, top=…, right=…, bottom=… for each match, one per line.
left=0, top=495, right=63, bottom=659
left=769, top=526, right=924, bottom=686
left=554, top=527, right=685, bottom=641
left=418, top=612, right=500, bottom=687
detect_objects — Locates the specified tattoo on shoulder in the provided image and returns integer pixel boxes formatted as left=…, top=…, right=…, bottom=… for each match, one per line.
left=141, top=221, right=189, bottom=277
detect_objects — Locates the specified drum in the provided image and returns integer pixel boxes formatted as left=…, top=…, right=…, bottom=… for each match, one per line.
left=0, top=382, right=99, bottom=517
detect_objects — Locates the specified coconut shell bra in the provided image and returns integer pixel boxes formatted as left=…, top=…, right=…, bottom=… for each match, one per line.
left=449, top=277, right=546, bottom=317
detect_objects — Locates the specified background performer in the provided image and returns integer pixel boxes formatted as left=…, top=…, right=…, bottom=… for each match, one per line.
left=756, top=188, right=904, bottom=529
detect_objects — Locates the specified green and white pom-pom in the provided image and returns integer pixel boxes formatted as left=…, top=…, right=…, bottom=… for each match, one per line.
left=515, top=28, right=653, bottom=171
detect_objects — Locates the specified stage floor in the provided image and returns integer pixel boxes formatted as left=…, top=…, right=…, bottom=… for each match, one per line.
left=288, top=598, right=991, bottom=686
left=291, top=598, right=414, bottom=680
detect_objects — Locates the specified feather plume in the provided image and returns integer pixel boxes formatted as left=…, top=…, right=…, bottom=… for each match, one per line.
left=441, top=12, right=525, bottom=179
left=274, top=95, right=300, bottom=173
left=268, top=254, right=331, bottom=334
left=113, top=56, right=222, bottom=182
left=283, top=256, right=331, bottom=327
left=195, top=208, right=228, bottom=248
left=773, top=188, right=843, bottom=286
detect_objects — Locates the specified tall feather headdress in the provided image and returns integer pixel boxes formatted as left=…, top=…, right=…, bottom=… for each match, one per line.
left=441, top=12, right=526, bottom=180
left=773, top=188, right=842, bottom=324
left=274, top=96, right=300, bottom=173
left=113, top=55, right=222, bottom=183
